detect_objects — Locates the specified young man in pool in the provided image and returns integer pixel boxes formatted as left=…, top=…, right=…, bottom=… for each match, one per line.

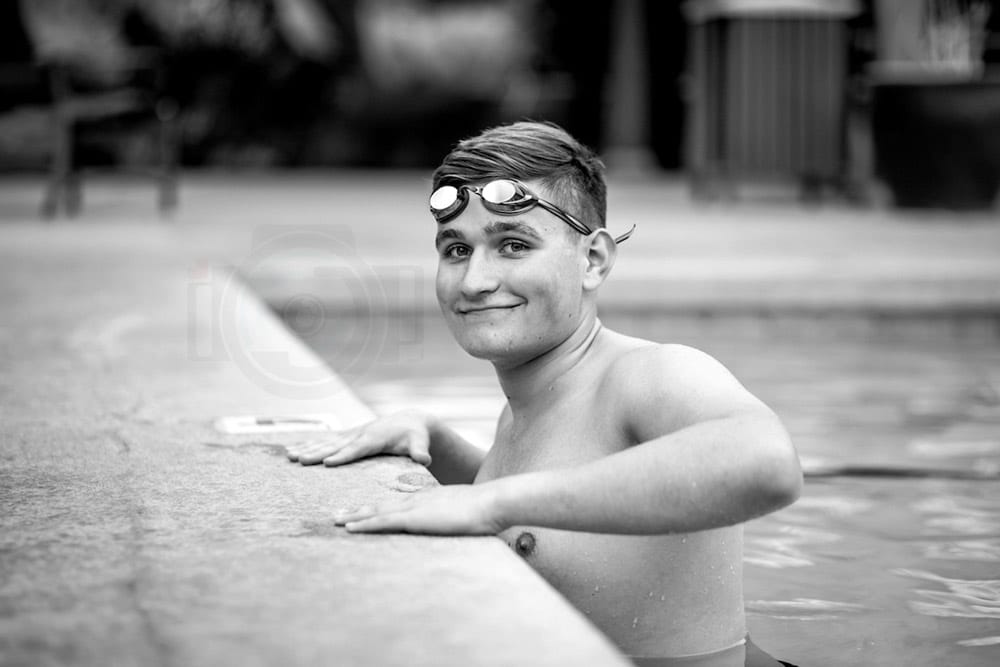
left=286, top=121, right=802, bottom=666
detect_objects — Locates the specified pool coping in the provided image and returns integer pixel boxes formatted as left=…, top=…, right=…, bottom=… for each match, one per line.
left=0, top=222, right=631, bottom=666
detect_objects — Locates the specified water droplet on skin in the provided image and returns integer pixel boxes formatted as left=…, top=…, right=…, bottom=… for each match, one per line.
left=594, top=585, right=600, bottom=592
left=632, top=617, right=639, bottom=629
left=648, top=591, right=654, bottom=598
left=660, top=595, right=665, bottom=601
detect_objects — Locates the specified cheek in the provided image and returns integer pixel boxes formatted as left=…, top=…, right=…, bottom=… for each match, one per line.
left=546, top=248, right=586, bottom=296
left=519, top=255, right=584, bottom=318
left=435, top=264, right=456, bottom=302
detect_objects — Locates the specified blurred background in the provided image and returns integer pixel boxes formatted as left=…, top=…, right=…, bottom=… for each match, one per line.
left=3, top=3, right=1000, bottom=665
left=2, top=0, right=998, bottom=209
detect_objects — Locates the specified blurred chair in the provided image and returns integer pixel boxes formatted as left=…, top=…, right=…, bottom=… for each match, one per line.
left=0, top=0, right=179, bottom=218
left=41, top=51, right=180, bottom=217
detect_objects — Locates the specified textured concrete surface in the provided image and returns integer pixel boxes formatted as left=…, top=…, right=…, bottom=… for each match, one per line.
left=0, top=220, right=629, bottom=666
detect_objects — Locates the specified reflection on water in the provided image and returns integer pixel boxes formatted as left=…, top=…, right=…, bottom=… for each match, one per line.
left=909, top=439, right=1000, bottom=459
left=894, top=569, right=1000, bottom=619
left=915, top=495, right=1000, bottom=537
left=745, top=597, right=869, bottom=621
left=958, top=636, right=1000, bottom=647
left=919, top=539, right=1000, bottom=562
left=743, top=524, right=841, bottom=569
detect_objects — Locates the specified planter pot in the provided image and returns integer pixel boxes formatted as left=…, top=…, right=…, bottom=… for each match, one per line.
left=871, top=77, right=1000, bottom=210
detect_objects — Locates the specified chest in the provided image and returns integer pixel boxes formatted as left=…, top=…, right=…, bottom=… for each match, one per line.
left=476, top=390, right=631, bottom=482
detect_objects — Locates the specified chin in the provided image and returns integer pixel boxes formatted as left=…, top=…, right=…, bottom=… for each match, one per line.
left=448, top=326, right=521, bottom=363
left=453, top=332, right=513, bottom=361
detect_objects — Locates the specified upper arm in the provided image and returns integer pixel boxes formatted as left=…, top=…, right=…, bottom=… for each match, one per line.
left=607, top=344, right=776, bottom=444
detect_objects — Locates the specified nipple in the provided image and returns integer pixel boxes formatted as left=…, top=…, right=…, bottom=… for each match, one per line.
left=514, top=532, right=536, bottom=557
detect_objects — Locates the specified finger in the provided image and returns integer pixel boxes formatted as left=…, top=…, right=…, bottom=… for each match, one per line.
left=286, top=440, right=320, bottom=461
left=322, top=436, right=376, bottom=467
left=344, top=513, right=405, bottom=533
left=333, top=505, right=377, bottom=525
left=287, top=445, right=320, bottom=462
left=298, top=435, right=356, bottom=466
left=323, top=445, right=371, bottom=467
left=287, top=438, right=332, bottom=462
left=404, top=432, right=432, bottom=466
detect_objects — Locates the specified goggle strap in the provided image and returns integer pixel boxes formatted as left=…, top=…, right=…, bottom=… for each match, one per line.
left=613, top=224, right=636, bottom=245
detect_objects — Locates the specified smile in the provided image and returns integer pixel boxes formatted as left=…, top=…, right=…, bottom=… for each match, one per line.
left=457, top=304, right=521, bottom=315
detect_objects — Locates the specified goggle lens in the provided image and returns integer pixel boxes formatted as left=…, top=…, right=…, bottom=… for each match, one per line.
left=481, top=179, right=519, bottom=205
left=429, top=185, right=460, bottom=212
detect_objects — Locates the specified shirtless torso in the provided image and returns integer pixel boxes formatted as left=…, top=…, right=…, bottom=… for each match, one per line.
left=475, top=327, right=747, bottom=659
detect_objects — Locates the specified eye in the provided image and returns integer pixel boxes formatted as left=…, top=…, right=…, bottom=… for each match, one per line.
left=500, top=239, right=530, bottom=255
left=441, top=244, right=471, bottom=260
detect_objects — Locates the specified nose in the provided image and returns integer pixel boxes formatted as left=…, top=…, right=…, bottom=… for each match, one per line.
left=459, top=248, right=500, bottom=299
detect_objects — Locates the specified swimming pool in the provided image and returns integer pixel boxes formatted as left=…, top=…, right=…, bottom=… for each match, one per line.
left=303, top=310, right=1000, bottom=666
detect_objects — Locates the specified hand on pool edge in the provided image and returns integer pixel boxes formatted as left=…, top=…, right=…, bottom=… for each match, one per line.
left=285, top=411, right=433, bottom=467
left=334, top=483, right=505, bottom=535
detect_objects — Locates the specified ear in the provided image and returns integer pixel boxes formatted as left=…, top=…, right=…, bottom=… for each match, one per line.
left=582, top=229, right=617, bottom=292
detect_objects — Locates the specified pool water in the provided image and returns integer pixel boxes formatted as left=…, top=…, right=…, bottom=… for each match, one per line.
left=303, top=310, right=1000, bottom=666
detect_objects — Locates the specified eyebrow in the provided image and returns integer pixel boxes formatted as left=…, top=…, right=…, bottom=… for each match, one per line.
left=434, top=220, right=544, bottom=248
left=435, top=228, right=463, bottom=248
left=483, top=220, right=544, bottom=240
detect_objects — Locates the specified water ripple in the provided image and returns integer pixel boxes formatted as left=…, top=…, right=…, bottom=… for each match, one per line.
left=914, top=495, right=1000, bottom=537
left=908, top=438, right=1000, bottom=459
left=790, top=494, right=873, bottom=517
left=956, top=636, right=1000, bottom=647
left=745, top=597, right=869, bottom=621
left=894, top=569, right=1000, bottom=619
left=920, top=538, right=1000, bottom=562
left=744, top=525, right=841, bottom=569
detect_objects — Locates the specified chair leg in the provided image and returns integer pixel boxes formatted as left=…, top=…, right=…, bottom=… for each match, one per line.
left=42, top=114, right=72, bottom=219
left=158, top=128, right=178, bottom=213
left=65, top=173, right=82, bottom=216
left=157, top=101, right=180, bottom=214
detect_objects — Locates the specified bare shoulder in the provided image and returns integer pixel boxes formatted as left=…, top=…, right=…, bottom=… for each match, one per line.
left=607, top=341, right=733, bottom=382
left=601, top=340, right=773, bottom=441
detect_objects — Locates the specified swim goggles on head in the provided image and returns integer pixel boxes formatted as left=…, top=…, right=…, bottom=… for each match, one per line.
left=429, top=179, right=634, bottom=243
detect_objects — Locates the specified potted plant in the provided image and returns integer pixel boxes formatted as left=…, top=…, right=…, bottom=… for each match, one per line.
left=870, top=0, right=1000, bottom=210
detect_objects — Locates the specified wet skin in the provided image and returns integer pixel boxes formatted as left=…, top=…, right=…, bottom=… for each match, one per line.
left=434, top=187, right=748, bottom=656
left=475, top=327, right=747, bottom=658
left=312, top=181, right=799, bottom=660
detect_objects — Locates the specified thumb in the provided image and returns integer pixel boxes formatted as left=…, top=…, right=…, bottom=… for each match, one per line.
left=404, top=431, right=432, bottom=466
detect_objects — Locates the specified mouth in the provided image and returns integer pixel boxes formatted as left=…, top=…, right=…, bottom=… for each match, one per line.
left=456, top=304, right=521, bottom=315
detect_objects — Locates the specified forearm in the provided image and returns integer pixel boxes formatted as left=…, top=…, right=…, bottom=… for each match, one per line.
left=492, top=413, right=801, bottom=534
left=425, top=416, right=487, bottom=485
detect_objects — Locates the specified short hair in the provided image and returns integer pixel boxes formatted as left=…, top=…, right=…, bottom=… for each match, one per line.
left=431, top=121, right=607, bottom=231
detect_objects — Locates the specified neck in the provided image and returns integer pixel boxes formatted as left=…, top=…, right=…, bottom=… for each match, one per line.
left=494, top=314, right=604, bottom=416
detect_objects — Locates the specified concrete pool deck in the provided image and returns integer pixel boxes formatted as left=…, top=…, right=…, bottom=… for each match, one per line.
left=0, top=191, right=632, bottom=666
left=1, top=172, right=998, bottom=665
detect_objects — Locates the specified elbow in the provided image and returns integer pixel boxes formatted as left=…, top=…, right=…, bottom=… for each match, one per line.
left=752, top=420, right=802, bottom=513
left=763, top=456, right=803, bottom=511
